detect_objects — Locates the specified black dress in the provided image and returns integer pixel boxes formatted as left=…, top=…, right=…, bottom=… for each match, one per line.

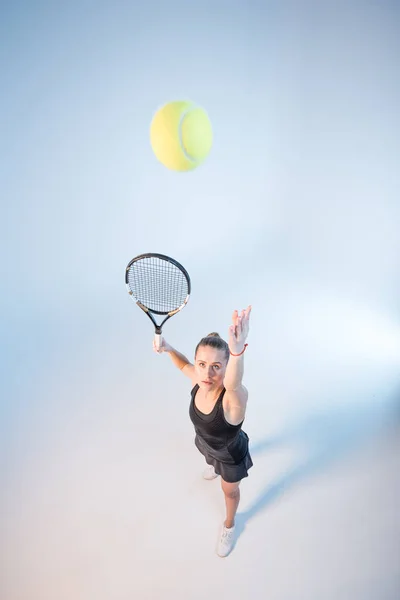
left=189, top=384, right=253, bottom=483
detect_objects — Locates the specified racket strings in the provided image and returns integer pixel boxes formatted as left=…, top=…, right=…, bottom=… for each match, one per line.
left=127, top=257, right=189, bottom=313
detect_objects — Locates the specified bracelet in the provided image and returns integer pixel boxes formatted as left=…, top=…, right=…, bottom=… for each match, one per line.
left=229, top=344, right=248, bottom=357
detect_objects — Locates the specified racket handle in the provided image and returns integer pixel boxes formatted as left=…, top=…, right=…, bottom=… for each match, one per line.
left=154, top=333, right=162, bottom=351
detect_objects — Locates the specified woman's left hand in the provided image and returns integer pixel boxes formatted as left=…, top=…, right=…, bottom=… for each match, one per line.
left=228, top=305, right=252, bottom=354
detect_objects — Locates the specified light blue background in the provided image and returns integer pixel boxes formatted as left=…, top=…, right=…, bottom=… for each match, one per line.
left=1, top=1, right=399, bottom=597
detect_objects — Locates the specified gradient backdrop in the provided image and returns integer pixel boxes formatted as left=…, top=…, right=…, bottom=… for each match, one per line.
left=1, top=1, right=400, bottom=599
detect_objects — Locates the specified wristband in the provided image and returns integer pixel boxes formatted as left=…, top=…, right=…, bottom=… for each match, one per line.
left=229, top=344, right=248, bottom=357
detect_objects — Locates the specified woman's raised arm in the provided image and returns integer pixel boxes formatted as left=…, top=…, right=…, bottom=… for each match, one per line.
left=223, top=305, right=251, bottom=392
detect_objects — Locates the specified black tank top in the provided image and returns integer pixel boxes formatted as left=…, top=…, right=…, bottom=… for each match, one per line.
left=189, top=384, right=243, bottom=451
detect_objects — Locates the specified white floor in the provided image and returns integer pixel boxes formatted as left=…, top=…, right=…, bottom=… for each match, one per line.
left=2, top=357, right=399, bottom=600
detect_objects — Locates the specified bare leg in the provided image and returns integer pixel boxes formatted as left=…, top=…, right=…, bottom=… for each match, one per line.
left=221, top=479, right=241, bottom=528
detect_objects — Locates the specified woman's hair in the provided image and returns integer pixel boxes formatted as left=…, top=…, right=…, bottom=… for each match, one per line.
left=195, top=332, right=229, bottom=362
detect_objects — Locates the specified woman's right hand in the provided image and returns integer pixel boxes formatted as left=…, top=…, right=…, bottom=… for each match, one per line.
left=152, top=337, right=172, bottom=354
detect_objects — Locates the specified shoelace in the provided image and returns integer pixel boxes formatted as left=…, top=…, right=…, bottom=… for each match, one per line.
left=221, top=527, right=234, bottom=541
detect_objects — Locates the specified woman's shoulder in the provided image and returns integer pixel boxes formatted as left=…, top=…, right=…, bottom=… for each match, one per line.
left=190, top=383, right=199, bottom=395
left=222, top=385, right=248, bottom=419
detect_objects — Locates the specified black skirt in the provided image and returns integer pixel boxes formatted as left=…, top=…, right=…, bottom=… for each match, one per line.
left=194, top=430, right=253, bottom=483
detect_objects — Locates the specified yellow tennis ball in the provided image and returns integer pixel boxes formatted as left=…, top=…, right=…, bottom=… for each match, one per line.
left=150, top=100, right=213, bottom=172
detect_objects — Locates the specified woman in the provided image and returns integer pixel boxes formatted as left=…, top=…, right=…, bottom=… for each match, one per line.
left=153, top=305, right=253, bottom=557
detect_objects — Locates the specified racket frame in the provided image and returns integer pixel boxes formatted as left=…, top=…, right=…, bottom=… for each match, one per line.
left=125, top=253, right=191, bottom=348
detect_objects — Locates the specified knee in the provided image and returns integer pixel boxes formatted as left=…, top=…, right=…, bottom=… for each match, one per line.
left=223, top=487, right=240, bottom=500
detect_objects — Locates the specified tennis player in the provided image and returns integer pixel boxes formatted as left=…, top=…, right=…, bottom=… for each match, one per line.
left=154, top=306, right=253, bottom=557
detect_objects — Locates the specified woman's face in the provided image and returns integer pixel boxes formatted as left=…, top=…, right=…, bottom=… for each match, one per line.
left=194, top=345, right=227, bottom=392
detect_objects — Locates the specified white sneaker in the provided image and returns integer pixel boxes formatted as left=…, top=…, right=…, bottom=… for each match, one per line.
left=203, top=465, right=219, bottom=480
left=216, top=524, right=236, bottom=557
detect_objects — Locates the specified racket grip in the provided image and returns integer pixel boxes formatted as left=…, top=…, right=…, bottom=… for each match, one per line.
left=154, top=333, right=162, bottom=351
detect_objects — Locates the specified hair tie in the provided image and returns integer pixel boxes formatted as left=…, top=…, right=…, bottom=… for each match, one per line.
left=229, top=344, right=248, bottom=357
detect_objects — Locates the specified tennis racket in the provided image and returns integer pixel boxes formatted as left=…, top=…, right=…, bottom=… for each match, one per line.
left=125, top=253, right=191, bottom=350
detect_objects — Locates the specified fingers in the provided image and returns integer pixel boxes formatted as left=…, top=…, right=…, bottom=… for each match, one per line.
left=229, top=305, right=251, bottom=341
left=231, top=305, right=252, bottom=324
left=152, top=339, right=163, bottom=353
left=242, top=305, right=251, bottom=321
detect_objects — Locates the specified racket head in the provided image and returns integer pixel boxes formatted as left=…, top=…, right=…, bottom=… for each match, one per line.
left=125, top=253, right=191, bottom=315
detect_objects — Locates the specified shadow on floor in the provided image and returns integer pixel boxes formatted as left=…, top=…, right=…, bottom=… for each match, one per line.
left=233, top=391, right=400, bottom=547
